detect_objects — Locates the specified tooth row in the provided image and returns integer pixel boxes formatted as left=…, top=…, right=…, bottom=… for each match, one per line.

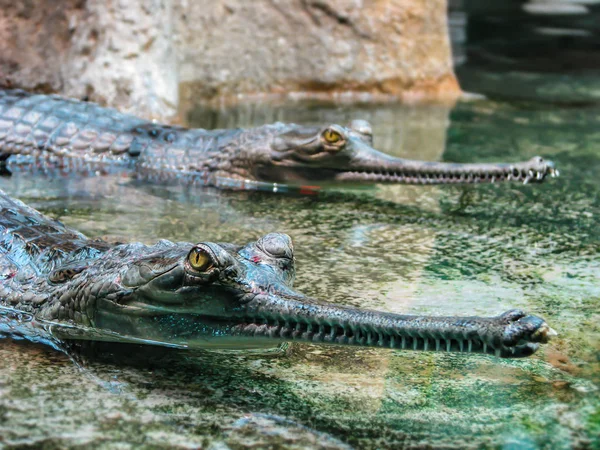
left=347, top=168, right=548, bottom=184
left=233, top=317, right=506, bottom=356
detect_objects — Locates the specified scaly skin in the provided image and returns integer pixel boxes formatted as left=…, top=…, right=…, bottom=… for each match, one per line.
left=0, top=189, right=555, bottom=357
left=0, top=90, right=559, bottom=188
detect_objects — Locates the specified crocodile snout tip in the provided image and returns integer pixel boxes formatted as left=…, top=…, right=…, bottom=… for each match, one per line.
left=546, top=159, right=560, bottom=178
left=540, top=158, right=559, bottom=178
left=533, top=323, right=558, bottom=343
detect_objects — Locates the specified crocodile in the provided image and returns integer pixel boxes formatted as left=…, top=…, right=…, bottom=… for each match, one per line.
left=0, top=90, right=558, bottom=190
left=0, top=189, right=555, bottom=357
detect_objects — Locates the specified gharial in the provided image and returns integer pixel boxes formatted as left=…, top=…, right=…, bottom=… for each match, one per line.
left=0, top=90, right=559, bottom=191
left=0, top=189, right=555, bottom=357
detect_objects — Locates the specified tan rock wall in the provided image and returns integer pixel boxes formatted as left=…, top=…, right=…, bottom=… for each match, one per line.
left=0, top=0, right=81, bottom=92
left=66, top=0, right=179, bottom=118
left=176, top=0, right=459, bottom=103
left=0, top=0, right=459, bottom=119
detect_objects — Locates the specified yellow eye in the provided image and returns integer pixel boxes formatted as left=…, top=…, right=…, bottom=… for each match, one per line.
left=188, top=247, right=213, bottom=272
left=323, top=129, right=343, bottom=144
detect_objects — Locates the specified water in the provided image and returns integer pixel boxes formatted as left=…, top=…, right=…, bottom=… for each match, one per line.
left=0, top=93, right=597, bottom=448
left=1, top=47, right=600, bottom=450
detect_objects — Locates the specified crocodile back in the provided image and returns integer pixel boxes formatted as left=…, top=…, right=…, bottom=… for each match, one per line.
left=0, top=89, right=241, bottom=180
left=0, top=189, right=110, bottom=279
left=0, top=89, right=154, bottom=162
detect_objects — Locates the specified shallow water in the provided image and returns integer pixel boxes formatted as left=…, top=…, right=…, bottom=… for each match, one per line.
left=0, top=89, right=598, bottom=448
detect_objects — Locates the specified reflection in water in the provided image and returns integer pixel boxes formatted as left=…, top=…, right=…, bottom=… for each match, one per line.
left=184, top=97, right=452, bottom=160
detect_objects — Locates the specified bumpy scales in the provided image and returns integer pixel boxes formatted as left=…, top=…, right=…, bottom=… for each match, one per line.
left=0, top=90, right=558, bottom=189
left=0, top=190, right=555, bottom=357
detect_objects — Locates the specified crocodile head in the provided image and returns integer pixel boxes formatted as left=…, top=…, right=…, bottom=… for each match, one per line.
left=63, top=233, right=555, bottom=357
left=232, top=121, right=559, bottom=185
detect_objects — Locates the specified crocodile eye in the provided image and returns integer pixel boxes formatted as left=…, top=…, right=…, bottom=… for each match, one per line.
left=323, top=128, right=343, bottom=145
left=187, top=247, right=213, bottom=272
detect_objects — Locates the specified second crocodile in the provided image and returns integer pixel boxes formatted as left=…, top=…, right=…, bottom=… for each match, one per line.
left=0, top=90, right=558, bottom=190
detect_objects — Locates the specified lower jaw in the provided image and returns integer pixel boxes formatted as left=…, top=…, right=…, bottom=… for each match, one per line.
left=336, top=171, right=546, bottom=185
left=229, top=322, right=538, bottom=358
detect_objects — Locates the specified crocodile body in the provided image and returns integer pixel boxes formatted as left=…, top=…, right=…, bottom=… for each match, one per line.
left=0, top=90, right=558, bottom=189
left=0, top=189, right=554, bottom=356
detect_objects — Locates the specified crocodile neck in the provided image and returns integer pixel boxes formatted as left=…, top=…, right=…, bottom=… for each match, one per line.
left=0, top=191, right=112, bottom=320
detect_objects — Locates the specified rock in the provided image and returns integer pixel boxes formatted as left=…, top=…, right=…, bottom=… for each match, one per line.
left=0, top=0, right=459, bottom=120
left=176, top=0, right=460, bottom=105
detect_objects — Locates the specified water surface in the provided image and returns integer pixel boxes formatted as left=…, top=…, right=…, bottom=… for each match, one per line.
left=0, top=86, right=599, bottom=448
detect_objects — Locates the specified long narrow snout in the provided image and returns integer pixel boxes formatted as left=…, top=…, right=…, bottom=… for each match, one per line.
left=337, top=143, right=558, bottom=185
left=231, top=294, right=556, bottom=358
